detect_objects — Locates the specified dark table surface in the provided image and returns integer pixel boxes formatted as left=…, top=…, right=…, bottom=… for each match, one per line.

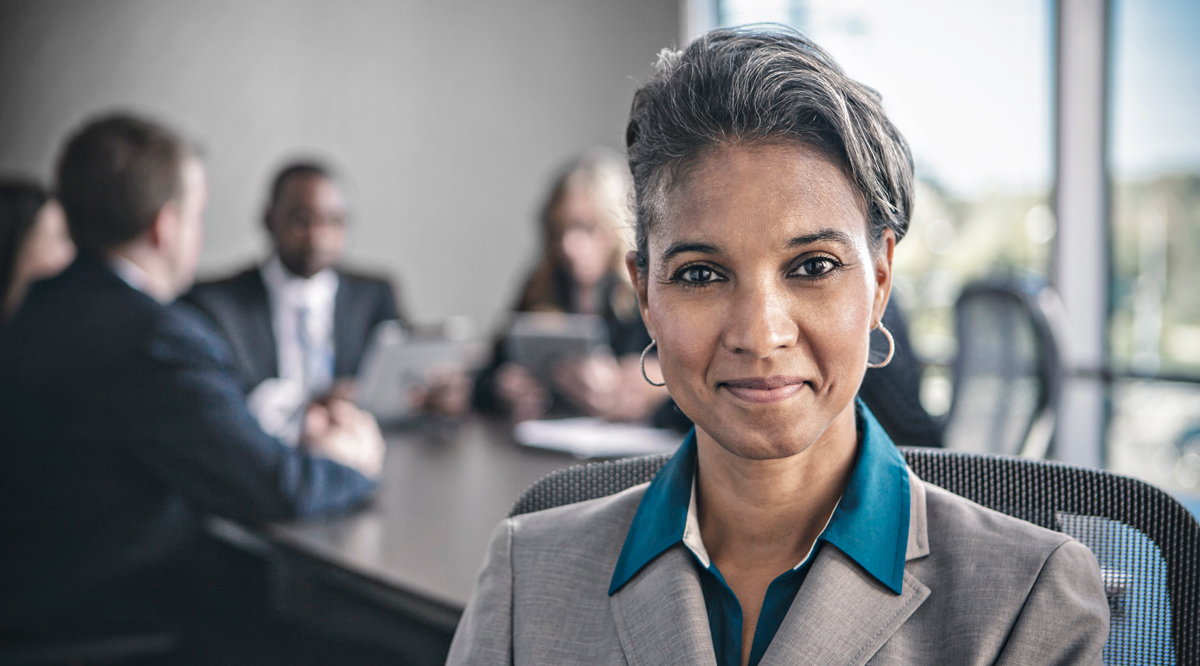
left=265, top=419, right=590, bottom=610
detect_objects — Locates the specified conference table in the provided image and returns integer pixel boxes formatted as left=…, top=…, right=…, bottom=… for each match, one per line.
left=239, top=419, right=622, bottom=664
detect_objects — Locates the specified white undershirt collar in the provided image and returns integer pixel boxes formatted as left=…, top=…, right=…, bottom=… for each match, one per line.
left=106, top=254, right=160, bottom=300
left=681, top=475, right=841, bottom=573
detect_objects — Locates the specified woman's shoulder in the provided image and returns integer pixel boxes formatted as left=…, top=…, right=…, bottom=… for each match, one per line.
left=507, top=481, right=649, bottom=555
left=451, top=482, right=651, bottom=665
left=917, top=477, right=1075, bottom=556
left=511, top=482, right=652, bottom=544
left=898, top=477, right=1109, bottom=661
left=911, top=475, right=1105, bottom=613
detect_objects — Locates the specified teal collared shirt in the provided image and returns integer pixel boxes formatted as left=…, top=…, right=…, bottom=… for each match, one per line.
left=608, top=401, right=910, bottom=666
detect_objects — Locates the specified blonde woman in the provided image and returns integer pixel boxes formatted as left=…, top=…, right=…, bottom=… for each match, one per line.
left=476, top=150, right=672, bottom=424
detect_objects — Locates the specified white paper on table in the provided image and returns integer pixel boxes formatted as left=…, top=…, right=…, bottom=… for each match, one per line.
left=514, top=417, right=683, bottom=459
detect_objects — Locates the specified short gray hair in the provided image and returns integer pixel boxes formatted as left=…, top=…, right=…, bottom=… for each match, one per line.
left=626, top=26, right=913, bottom=272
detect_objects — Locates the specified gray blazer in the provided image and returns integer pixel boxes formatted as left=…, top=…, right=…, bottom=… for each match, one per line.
left=447, top=470, right=1109, bottom=665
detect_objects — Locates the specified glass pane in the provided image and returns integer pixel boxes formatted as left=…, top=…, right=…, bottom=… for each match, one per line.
left=1109, top=0, right=1200, bottom=379
left=715, top=0, right=1055, bottom=417
left=1109, top=379, right=1200, bottom=518
left=1107, top=0, right=1200, bottom=508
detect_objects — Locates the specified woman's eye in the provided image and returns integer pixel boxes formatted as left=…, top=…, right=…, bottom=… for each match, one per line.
left=679, top=265, right=720, bottom=283
left=794, top=257, right=838, bottom=277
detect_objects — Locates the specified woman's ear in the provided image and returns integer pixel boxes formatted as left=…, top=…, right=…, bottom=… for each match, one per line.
left=872, top=228, right=896, bottom=326
left=625, top=250, right=654, bottom=339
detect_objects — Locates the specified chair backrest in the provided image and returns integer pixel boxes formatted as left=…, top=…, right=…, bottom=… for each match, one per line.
left=945, top=277, right=1065, bottom=457
left=509, top=448, right=1200, bottom=665
left=508, top=454, right=671, bottom=518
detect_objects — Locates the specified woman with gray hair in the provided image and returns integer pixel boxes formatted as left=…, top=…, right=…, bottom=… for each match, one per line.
left=449, top=27, right=1108, bottom=665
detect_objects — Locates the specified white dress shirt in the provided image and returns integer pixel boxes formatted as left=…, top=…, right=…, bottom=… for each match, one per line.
left=247, top=257, right=340, bottom=445
left=107, top=254, right=156, bottom=299
left=261, top=256, right=340, bottom=393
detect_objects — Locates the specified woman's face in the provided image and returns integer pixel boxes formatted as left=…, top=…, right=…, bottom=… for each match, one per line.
left=17, top=199, right=75, bottom=283
left=549, top=187, right=617, bottom=289
left=631, top=142, right=893, bottom=460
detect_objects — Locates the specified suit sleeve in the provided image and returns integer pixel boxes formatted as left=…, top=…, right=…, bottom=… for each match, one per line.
left=447, top=518, right=515, bottom=666
left=119, top=304, right=375, bottom=522
left=375, top=278, right=403, bottom=327
left=178, top=284, right=263, bottom=394
left=995, top=538, right=1110, bottom=665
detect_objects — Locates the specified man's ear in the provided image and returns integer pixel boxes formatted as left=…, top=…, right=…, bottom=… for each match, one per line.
left=147, top=200, right=181, bottom=252
left=625, top=250, right=654, bottom=339
left=262, top=205, right=276, bottom=235
left=872, top=228, right=896, bottom=326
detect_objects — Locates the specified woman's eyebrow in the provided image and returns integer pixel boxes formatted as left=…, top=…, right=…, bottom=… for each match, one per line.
left=661, top=241, right=720, bottom=262
left=787, top=229, right=855, bottom=250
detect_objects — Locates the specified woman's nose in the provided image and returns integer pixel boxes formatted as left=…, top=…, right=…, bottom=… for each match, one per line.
left=722, top=280, right=798, bottom=358
left=560, top=228, right=591, bottom=262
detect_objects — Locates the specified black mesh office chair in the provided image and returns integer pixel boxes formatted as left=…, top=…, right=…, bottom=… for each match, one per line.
left=945, top=277, right=1066, bottom=458
left=509, top=449, right=1200, bottom=665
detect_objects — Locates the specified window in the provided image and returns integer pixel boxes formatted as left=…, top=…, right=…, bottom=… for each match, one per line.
left=715, top=0, right=1055, bottom=417
left=1107, top=0, right=1200, bottom=501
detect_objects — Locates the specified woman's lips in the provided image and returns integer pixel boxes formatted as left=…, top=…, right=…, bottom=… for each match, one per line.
left=719, top=376, right=809, bottom=403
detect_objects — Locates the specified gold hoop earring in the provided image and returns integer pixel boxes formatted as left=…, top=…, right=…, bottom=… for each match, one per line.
left=640, top=340, right=666, bottom=387
left=867, top=323, right=895, bottom=369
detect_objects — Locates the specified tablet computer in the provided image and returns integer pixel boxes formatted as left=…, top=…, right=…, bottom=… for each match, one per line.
left=356, top=320, right=476, bottom=424
left=504, top=312, right=609, bottom=387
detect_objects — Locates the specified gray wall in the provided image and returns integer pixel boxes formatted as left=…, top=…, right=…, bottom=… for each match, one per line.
left=0, top=0, right=679, bottom=329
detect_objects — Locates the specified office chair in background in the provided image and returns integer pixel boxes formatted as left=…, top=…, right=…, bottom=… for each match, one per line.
left=510, top=450, right=1200, bottom=665
left=943, top=276, right=1067, bottom=458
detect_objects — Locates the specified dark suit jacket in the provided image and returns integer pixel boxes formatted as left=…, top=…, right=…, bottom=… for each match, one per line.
left=0, top=255, right=375, bottom=630
left=182, top=266, right=401, bottom=393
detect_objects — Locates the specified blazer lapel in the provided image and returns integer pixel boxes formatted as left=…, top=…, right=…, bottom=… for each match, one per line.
left=757, top=472, right=932, bottom=666
left=332, top=273, right=353, bottom=377
left=904, top=469, right=930, bottom=561
left=243, top=271, right=279, bottom=383
left=609, top=545, right=717, bottom=666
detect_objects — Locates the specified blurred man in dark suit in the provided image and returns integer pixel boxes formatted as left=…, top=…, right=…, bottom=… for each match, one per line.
left=0, top=115, right=384, bottom=660
left=185, top=162, right=467, bottom=435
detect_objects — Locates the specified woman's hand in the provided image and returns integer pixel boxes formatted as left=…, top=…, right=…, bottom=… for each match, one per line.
left=553, top=354, right=622, bottom=418
left=554, top=353, right=668, bottom=423
left=496, top=362, right=550, bottom=422
left=409, top=366, right=473, bottom=418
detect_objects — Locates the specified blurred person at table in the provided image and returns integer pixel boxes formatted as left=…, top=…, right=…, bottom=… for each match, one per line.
left=184, top=161, right=469, bottom=441
left=0, top=179, right=75, bottom=321
left=473, top=149, right=673, bottom=424
left=448, top=27, right=1107, bottom=666
left=0, top=114, right=383, bottom=662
